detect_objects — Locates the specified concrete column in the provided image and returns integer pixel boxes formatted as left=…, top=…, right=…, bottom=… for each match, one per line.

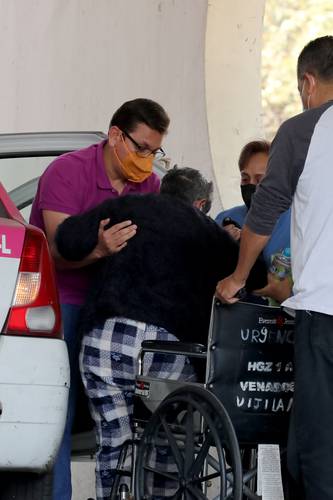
left=205, top=0, right=266, bottom=209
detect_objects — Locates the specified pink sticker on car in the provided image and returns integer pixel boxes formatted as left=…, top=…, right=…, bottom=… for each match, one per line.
left=0, top=223, right=25, bottom=259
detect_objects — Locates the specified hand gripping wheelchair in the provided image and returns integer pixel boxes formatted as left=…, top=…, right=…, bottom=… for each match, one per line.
left=111, top=300, right=295, bottom=500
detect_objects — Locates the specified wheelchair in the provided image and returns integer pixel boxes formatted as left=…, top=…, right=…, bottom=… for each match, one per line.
left=111, top=300, right=295, bottom=500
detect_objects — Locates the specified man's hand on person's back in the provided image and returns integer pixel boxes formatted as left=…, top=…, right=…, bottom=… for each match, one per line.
left=94, top=219, right=137, bottom=258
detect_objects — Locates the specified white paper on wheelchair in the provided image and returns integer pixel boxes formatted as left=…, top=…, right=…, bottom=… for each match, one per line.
left=257, top=444, right=284, bottom=500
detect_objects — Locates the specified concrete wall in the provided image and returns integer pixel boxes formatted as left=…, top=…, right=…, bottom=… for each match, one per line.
left=205, top=0, right=265, bottom=209
left=0, top=0, right=218, bottom=207
left=0, top=0, right=266, bottom=214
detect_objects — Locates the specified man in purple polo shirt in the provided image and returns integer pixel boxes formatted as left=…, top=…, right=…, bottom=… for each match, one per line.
left=30, top=98, right=170, bottom=500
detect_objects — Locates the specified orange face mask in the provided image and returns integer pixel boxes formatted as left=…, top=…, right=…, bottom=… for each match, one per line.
left=114, top=136, right=153, bottom=183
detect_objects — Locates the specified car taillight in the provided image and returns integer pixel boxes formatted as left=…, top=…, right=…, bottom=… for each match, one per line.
left=4, top=226, right=62, bottom=338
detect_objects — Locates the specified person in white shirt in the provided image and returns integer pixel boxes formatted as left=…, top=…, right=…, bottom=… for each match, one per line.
left=216, top=35, right=333, bottom=500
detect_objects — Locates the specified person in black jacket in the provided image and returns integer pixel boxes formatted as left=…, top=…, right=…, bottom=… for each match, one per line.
left=56, top=167, right=266, bottom=500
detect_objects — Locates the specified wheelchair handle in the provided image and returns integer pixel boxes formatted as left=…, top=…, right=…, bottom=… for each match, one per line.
left=140, top=340, right=206, bottom=355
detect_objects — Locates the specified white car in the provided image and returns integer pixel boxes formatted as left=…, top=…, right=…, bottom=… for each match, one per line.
left=0, top=132, right=167, bottom=499
left=0, top=133, right=109, bottom=499
left=0, top=182, right=69, bottom=498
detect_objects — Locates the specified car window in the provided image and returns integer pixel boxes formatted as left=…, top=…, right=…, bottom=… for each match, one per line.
left=1, top=156, right=56, bottom=222
left=1, top=156, right=55, bottom=192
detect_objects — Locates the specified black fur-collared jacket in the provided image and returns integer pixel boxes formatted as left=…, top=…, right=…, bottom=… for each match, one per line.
left=56, top=194, right=267, bottom=344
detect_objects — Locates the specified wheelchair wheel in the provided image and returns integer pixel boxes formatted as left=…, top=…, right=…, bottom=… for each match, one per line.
left=134, top=385, right=243, bottom=499
left=240, top=448, right=258, bottom=500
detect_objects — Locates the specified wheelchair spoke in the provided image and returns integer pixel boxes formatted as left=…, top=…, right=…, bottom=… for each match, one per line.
left=188, top=433, right=213, bottom=477
left=160, top=414, right=184, bottom=473
left=142, top=464, right=179, bottom=482
left=185, top=403, right=195, bottom=474
left=187, top=483, right=208, bottom=499
left=193, top=470, right=221, bottom=484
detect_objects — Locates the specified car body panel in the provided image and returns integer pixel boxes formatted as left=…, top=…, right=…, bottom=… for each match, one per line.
left=0, top=336, right=69, bottom=471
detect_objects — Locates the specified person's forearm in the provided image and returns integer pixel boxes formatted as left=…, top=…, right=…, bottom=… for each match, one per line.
left=50, top=242, right=104, bottom=270
left=233, top=225, right=270, bottom=283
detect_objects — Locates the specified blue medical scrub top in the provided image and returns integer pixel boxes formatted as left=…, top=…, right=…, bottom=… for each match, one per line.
left=215, top=204, right=291, bottom=268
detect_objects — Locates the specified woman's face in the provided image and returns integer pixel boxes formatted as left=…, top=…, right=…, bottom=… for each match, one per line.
left=240, top=152, right=268, bottom=186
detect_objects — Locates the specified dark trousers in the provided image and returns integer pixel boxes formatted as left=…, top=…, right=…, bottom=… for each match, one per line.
left=52, top=304, right=82, bottom=500
left=287, top=310, right=333, bottom=500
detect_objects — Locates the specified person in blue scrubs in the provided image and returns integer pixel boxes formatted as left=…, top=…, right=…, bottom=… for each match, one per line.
left=215, top=140, right=291, bottom=269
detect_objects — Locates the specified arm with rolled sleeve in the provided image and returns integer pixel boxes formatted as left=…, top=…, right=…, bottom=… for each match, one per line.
left=246, top=122, right=300, bottom=236
left=37, top=158, right=83, bottom=216
left=216, top=119, right=304, bottom=302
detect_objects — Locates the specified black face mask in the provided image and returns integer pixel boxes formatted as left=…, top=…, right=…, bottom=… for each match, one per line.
left=241, top=184, right=256, bottom=209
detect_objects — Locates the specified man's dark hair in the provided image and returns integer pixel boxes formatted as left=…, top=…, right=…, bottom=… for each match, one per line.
left=160, top=167, right=213, bottom=214
left=109, top=98, right=170, bottom=134
left=297, top=36, right=333, bottom=82
left=238, top=140, right=270, bottom=172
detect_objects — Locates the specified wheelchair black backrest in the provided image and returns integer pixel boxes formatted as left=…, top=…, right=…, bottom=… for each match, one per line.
left=207, top=300, right=294, bottom=446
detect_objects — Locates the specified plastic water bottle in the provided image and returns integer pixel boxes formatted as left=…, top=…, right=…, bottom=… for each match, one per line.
left=269, top=247, right=292, bottom=281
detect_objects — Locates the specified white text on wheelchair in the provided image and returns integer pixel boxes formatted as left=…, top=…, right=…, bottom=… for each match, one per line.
left=240, top=326, right=294, bottom=344
left=236, top=395, right=293, bottom=413
left=246, top=360, right=293, bottom=372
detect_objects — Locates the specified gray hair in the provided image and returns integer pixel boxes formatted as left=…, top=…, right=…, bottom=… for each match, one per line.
left=160, top=166, right=213, bottom=214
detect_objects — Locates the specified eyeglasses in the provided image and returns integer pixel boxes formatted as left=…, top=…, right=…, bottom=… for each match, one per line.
left=122, top=130, right=165, bottom=158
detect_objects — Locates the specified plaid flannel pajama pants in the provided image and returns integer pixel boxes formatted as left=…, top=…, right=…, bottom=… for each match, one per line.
left=80, top=316, right=195, bottom=500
